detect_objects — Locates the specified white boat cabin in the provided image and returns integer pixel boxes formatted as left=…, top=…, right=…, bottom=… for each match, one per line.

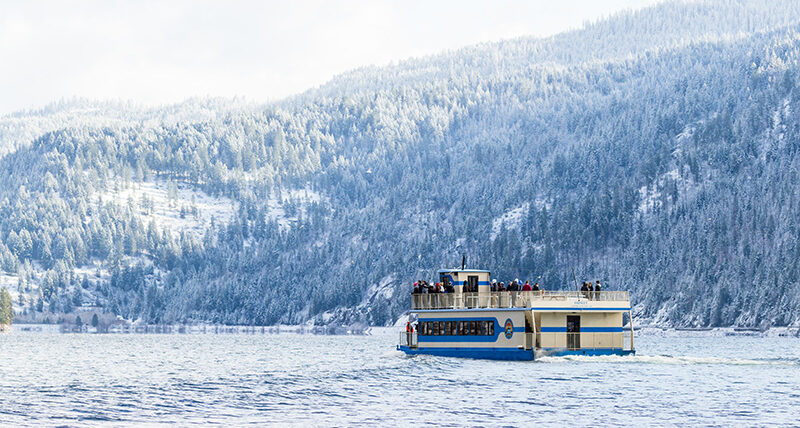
left=398, top=267, right=635, bottom=360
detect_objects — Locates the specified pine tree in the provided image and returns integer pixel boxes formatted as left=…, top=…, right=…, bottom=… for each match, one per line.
left=72, top=287, right=83, bottom=307
left=91, top=313, right=99, bottom=328
left=0, top=288, right=14, bottom=326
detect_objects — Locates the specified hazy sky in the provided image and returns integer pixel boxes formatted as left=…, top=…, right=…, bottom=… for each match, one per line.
left=0, top=0, right=661, bottom=115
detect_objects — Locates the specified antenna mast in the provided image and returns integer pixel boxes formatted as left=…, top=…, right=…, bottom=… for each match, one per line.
left=572, top=267, right=579, bottom=293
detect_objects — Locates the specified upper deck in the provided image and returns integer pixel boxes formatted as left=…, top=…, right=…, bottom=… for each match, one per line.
left=411, top=290, right=630, bottom=311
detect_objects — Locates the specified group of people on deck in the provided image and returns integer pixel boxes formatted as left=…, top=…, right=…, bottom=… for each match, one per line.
left=581, top=280, right=602, bottom=300
left=490, top=279, right=542, bottom=292
left=412, top=280, right=455, bottom=294
left=411, top=279, right=543, bottom=294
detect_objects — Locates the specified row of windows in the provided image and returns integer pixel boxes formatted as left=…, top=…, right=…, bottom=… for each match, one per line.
left=418, top=320, right=494, bottom=336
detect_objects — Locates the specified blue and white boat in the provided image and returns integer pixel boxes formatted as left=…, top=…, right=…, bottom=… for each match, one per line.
left=397, top=268, right=635, bottom=360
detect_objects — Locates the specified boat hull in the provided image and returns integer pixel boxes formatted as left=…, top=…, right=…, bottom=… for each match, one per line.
left=397, top=345, right=534, bottom=361
left=535, top=348, right=635, bottom=357
left=397, top=345, right=634, bottom=360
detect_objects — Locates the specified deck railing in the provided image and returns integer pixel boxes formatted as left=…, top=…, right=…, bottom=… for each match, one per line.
left=399, top=331, right=418, bottom=348
left=411, top=290, right=630, bottom=310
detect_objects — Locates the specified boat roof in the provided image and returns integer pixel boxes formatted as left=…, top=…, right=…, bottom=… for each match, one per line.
left=437, top=269, right=491, bottom=274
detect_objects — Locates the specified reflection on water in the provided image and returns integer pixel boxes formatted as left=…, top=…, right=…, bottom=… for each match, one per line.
left=0, top=330, right=798, bottom=426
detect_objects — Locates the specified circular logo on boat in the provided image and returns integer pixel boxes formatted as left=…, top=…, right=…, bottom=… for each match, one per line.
left=504, top=319, right=513, bottom=339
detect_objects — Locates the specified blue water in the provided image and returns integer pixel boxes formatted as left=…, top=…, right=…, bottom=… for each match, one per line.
left=0, top=329, right=798, bottom=426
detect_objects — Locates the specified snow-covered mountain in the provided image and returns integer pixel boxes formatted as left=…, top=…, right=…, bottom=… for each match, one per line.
left=2, top=0, right=800, bottom=328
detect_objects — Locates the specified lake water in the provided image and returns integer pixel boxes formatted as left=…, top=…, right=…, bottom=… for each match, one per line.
left=1, top=329, right=798, bottom=426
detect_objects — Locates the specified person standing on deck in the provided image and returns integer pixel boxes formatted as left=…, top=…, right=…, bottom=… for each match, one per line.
left=521, top=280, right=532, bottom=306
left=587, top=281, right=594, bottom=300
left=595, top=280, right=602, bottom=300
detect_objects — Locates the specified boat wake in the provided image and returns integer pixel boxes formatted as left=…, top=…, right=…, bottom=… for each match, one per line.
left=536, top=354, right=799, bottom=366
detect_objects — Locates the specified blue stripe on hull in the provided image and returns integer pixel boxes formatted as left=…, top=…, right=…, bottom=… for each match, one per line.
left=539, top=327, right=623, bottom=333
left=397, top=346, right=635, bottom=360
left=397, top=345, right=534, bottom=361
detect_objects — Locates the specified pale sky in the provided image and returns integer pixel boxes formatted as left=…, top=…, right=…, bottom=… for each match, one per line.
left=0, top=0, right=662, bottom=115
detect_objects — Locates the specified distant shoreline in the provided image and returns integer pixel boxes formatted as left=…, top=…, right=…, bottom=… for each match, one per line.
left=7, top=323, right=799, bottom=338
left=11, top=322, right=370, bottom=336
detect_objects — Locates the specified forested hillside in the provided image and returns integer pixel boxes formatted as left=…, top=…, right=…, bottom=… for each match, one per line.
left=1, top=0, right=800, bottom=328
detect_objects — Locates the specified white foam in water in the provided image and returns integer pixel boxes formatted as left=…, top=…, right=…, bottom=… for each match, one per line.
left=536, top=354, right=798, bottom=366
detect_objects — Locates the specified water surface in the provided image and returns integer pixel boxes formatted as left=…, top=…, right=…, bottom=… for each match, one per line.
left=0, top=330, right=798, bottom=426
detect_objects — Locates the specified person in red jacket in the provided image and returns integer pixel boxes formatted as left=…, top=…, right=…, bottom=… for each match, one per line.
left=522, top=280, right=532, bottom=291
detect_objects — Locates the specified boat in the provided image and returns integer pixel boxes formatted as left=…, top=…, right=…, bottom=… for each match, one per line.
left=397, top=267, right=636, bottom=360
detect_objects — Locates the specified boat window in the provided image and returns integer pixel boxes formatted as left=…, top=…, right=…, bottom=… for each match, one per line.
left=419, top=320, right=496, bottom=336
left=468, top=276, right=479, bottom=292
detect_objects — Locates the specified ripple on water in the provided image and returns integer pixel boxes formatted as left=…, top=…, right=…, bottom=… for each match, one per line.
left=0, top=333, right=799, bottom=425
